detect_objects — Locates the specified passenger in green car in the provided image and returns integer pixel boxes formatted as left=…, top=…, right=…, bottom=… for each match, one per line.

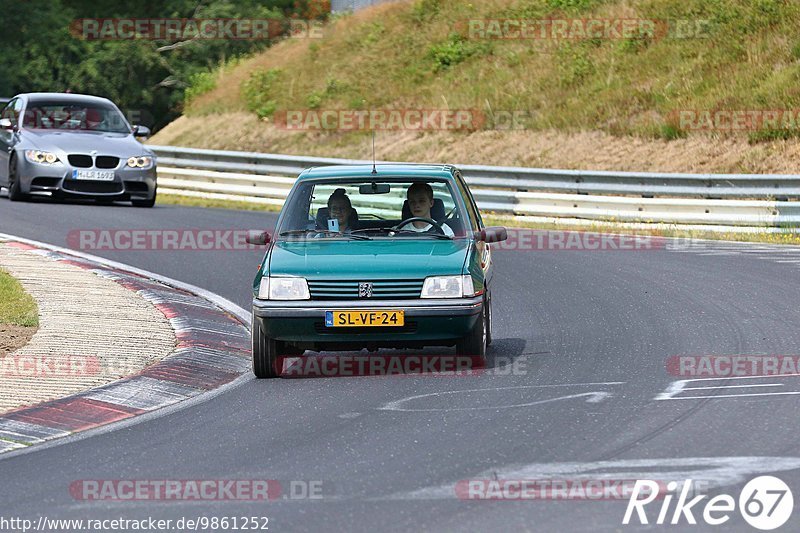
left=326, top=188, right=357, bottom=233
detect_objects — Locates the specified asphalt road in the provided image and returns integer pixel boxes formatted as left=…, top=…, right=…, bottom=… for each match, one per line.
left=2, top=197, right=800, bottom=532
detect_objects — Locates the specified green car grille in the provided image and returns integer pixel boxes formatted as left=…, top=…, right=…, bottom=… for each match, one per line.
left=308, top=279, right=424, bottom=300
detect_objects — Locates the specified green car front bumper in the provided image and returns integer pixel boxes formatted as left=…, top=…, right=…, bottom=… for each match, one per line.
left=252, top=296, right=483, bottom=350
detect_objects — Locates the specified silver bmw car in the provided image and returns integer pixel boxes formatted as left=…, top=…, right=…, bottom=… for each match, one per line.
left=0, top=93, right=157, bottom=207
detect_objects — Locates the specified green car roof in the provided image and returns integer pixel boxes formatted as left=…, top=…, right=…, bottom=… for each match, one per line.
left=297, top=164, right=457, bottom=181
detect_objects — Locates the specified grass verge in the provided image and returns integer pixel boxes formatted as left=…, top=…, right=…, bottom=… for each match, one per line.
left=0, top=269, right=38, bottom=328
left=482, top=214, right=800, bottom=246
left=157, top=193, right=282, bottom=213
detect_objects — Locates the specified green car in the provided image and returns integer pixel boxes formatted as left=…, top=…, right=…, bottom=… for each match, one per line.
left=247, top=164, right=507, bottom=378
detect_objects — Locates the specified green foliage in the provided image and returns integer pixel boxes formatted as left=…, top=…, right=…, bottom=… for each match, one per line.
left=306, top=90, right=324, bottom=109
left=547, top=0, right=606, bottom=12
left=556, top=43, right=594, bottom=84
left=660, top=124, right=687, bottom=140
left=748, top=128, right=800, bottom=144
left=618, top=27, right=653, bottom=54
left=156, top=0, right=800, bottom=144
left=0, top=0, right=326, bottom=130
left=0, top=269, right=38, bottom=328
left=243, top=68, right=283, bottom=118
left=427, top=33, right=490, bottom=71
left=409, top=0, right=441, bottom=23
left=360, top=22, right=385, bottom=46
left=185, top=71, right=218, bottom=103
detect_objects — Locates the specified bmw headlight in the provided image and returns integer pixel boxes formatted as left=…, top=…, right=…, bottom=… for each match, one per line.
left=420, top=275, right=477, bottom=299
left=126, top=156, right=154, bottom=169
left=24, top=150, right=60, bottom=165
left=258, top=277, right=310, bottom=300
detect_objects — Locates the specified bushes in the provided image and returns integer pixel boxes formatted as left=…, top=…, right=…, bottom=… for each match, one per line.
left=427, top=33, right=491, bottom=71
left=243, top=68, right=283, bottom=118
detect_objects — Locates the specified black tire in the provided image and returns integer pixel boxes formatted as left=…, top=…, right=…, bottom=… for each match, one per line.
left=456, top=299, right=488, bottom=367
left=7, top=155, right=26, bottom=202
left=252, top=318, right=281, bottom=378
left=132, top=186, right=156, bottom=208
left=486, top=290, right=493, bottom=346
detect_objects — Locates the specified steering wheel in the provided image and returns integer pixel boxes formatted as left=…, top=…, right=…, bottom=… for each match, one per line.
left=391, top=217, right=446, bottom=234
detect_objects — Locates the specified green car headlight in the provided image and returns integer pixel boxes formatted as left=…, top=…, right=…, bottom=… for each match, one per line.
left=24, top=150, right=60, bottom=165
left=258, top=276, right=310, bottom=300
left=420, top=275, right=476, bottom=299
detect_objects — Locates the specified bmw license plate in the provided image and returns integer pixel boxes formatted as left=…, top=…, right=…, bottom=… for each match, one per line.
left=325, top=310, right=404, bottom=327
left=72, top=169, right=115, bottom=181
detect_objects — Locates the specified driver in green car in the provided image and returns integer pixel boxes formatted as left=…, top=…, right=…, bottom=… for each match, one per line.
left=399, top=182, right=455, bottom=236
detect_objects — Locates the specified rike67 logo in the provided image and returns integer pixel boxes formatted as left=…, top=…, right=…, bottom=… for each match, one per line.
left=624, top=476, right=793, bottom=530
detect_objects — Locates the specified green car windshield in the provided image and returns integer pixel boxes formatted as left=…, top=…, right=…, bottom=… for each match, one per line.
left=276, top=179, right=468, bottom=239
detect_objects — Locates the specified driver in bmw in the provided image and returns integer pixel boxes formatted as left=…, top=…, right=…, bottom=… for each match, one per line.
left=399, top=182, right=455, bottom=236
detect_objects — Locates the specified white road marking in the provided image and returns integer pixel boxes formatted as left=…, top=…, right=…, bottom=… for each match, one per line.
left=656, top=374, right=800, bottom=400
left=663, top=392, right=800, bottom=400
left=682, top=383, right=783, bottom=391
left=385, top=457, right=800, bottom=501
left=379, top=383, right=621, bottom=412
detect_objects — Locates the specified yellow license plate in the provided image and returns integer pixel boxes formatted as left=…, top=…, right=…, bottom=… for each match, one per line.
left=325, top=310, right=404, bottom=327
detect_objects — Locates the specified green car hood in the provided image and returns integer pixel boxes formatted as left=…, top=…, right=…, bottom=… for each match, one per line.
left=267, top=239, right=470, bottom=279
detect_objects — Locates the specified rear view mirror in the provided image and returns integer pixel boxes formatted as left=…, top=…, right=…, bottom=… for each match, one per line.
left=475, top=226, right=507, bottom=243
left=359, top=183, right=390, bottom=194
left=246, top=230, right=271, bottom=246
left=0, top=118, right=13, bottom=130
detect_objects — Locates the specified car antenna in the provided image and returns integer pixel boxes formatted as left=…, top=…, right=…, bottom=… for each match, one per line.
left=371, top=130, right=377, bottom=175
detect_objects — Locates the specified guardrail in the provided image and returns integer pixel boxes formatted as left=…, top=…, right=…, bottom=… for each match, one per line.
left=150, top=144, right=800, bottom=229
left=331, top=0, right=397, bottom=13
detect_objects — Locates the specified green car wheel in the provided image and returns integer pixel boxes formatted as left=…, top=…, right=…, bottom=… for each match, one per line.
left=252, top=319, right=280, bottom=379
left=456, top=298, right=488, bottom=367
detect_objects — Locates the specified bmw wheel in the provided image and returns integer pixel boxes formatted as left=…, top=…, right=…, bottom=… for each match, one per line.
left=7, top=154, right=27, bottom=202
left=132, top=185, right=156, bottom=208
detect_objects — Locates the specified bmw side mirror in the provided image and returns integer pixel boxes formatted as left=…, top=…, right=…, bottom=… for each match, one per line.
left=0, top=118, right=13, bottom=130
left=246, top=230, right=271, bottom=246
left=132, top=125, right=151, bottom=139
left=475, top=226, right=507, bottom=243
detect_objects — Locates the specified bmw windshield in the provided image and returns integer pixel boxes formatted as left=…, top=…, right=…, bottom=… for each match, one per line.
left=22, top=100, right=131, bottom=134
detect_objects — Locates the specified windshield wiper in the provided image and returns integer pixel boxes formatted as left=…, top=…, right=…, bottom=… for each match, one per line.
left=390, top=229, right=453, bottom=240
left=350, top=227, right=391, bottom=235
left=279, top=229, right=371, bottom=240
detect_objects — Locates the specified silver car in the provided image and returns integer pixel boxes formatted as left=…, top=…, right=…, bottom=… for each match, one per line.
left=0, top=93, right=157, bottom=207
